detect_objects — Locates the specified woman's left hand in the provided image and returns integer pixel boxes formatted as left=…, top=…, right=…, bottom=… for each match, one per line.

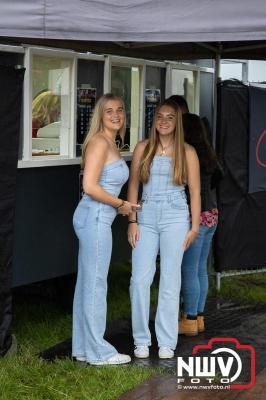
left=183, top=230, right=198, bottom=250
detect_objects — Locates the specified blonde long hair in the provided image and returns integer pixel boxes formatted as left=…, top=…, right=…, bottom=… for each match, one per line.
left=139, top=100, right=187, bottom=185
left=32, top=90, right=60, bottom=126
left=81, top=93, right=126, bottom=168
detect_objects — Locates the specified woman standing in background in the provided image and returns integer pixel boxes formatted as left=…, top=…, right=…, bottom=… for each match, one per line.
left=179, top=113, right=219, bottom=336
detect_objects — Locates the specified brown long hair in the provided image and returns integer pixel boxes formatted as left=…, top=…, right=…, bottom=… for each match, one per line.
left=139, top=100, right=187, bottom=185
left=81, top=93, right=126, bottom=168
left=182, top=113, right=217, bottom=174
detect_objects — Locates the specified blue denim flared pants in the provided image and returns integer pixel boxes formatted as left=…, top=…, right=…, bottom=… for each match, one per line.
left=72, top=196, right=119, bottom=363
left=130, top=192, right=189, bottom=350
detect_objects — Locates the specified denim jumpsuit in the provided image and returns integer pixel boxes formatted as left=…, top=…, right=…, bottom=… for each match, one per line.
left=72, top=159, right=129, bottom=363
left=130, top=156, right=189, bottom=350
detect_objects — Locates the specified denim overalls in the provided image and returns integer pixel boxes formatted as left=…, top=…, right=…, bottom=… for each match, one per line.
left=130, top=156, right=189, bottom=350
left=72, top=159, right=129, bottom=363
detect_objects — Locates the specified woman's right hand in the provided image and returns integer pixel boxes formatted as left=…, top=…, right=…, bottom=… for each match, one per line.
left=117, top=201, right=140, bottom=216
left=127, top=223, right=140, bottom=248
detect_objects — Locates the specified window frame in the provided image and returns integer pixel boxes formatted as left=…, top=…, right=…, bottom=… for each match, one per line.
left=165, top=62, right=214, bottom=115
left=105, top=55, right=146, bottom=155
left=19, top=47, right=106, bottom=168
left=0, top=44, right=24, bottom=54
left=23, top=47, right=76, bottom=163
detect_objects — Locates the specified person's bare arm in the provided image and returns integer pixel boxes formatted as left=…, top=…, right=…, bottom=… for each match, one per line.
left=83, top=136, right=138, bottom=214
left=183, top=144, right=201, bottom=249
left=127, top=141, right=147, bottom=247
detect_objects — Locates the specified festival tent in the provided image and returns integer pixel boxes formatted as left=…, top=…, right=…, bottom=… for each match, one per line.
left=1, top=0, right=266, bottom=60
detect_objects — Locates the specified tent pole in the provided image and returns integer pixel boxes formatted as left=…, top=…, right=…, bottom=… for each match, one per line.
left=213, top=47, right=222, bottom=296
left=216, top=272, right=221, bottom=292
left=213, top=46, right=222, bottom=148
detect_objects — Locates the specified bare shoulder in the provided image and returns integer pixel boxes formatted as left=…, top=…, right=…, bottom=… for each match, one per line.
left=185, top=142, right=197, bottom=158
left=89, top=133, right=109, bottom=147
left=84, top=134, right=109, bottom=166
left=134, top=139, right=148, bottom=156
left=185, top=142, right=196, bottom=154
left=86, top=134, right=108, bottom=153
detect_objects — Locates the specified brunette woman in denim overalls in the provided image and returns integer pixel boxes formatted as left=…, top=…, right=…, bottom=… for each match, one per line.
left=127, top=100, right=201, bottom=359
left=72, top=94, right=139, bottom=365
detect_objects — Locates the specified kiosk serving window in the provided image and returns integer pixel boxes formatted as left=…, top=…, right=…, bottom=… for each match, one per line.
left=31, top=55, right=72, bottom=157
left=111, top=65, right=141, bottom=152
left=14, top=47, right=209, bottom=167
left=171, top=68, right=198, bottom=113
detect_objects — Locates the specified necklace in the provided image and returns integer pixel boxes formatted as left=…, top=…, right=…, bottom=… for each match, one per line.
left=160, top=146, right=167, bottom=156
left=159, top=139, right=173, bottom=156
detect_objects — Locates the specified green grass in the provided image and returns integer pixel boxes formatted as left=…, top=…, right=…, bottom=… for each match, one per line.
left=4, top=262, right=265, bottom=399
left=0, top=262, right=161, bottom=400
left=0, top=356, right=156, bottom=400
left=209, top=271, right=266, bottom=303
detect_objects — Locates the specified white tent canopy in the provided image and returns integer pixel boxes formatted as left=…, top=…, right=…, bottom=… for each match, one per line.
left=1, top=0, right=266, bottom=43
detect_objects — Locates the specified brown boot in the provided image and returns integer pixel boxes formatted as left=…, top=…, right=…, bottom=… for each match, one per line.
left=197, top=315, right=205, bottom=332
left=179, top=316, right=198, bottom=336
left=179, top=310, right=185, bottom=321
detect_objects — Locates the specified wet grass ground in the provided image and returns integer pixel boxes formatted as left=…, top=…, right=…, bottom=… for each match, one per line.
left=0, top=262, right=265, bottom=399
left=0, top=262, right=160, bottom=400
left=210, top=271, right=266, bottom=303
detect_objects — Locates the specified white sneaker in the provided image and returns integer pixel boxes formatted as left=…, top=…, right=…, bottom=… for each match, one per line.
left=134, top=345, right=149, bottom=358
left=89, top=353, right=131, bottom=365
left=158, top=346, right=174, bottom=359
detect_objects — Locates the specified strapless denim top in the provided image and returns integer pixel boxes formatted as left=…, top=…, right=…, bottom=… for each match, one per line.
left=142, top=156, right=185, bottom=198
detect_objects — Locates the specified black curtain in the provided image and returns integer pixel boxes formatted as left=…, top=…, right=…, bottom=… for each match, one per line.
left=0, top=65, right=25, bottom=356
left=215, top=80, right=266, bottom=271
left=249, top=85, right=266, bottom=193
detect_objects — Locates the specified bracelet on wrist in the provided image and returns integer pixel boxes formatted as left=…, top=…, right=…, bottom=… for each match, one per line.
left=191, top=229, right=199, bottom=235
left=116, top=199, right=125, bottom=210
left=128, top=220, right=137, bottom=224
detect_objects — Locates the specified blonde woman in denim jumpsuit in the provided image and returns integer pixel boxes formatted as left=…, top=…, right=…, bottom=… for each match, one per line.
left=127, top=100, right=201, bottom=359
left=72, top=94, right=139, bottom=365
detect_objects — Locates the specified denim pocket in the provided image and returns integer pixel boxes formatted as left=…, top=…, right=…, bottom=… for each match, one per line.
left=170, top=199, right=188, bottom=210
left=73, top=203, right=90, bottom=230
left=137, top=211, right=144, bottom=224
left=100, top=203, right=116, bottom=225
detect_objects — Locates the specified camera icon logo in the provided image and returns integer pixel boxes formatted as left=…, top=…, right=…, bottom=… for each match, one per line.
left=177, top=337, right=256, bottom=390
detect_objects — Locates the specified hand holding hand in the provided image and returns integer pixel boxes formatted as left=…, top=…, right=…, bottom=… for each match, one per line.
left=117, top=201, right=140, bottom=216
